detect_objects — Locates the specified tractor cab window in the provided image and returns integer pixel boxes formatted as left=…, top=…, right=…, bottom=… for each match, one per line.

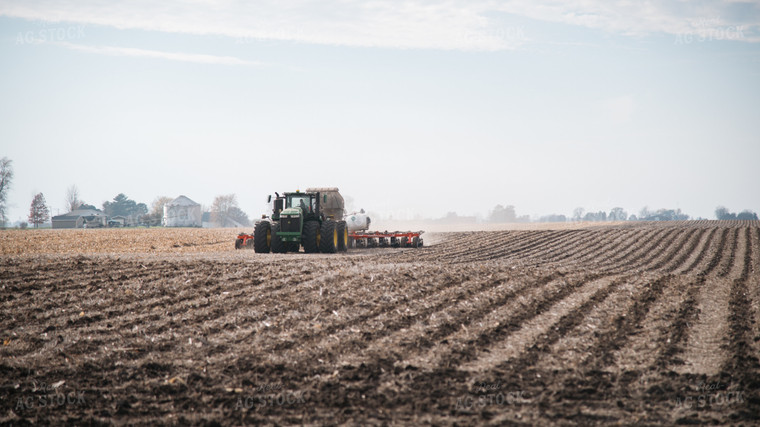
left=287, top=195, right=314, bottom=212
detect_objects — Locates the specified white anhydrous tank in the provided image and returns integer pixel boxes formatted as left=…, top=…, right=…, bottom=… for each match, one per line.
left=345, top=211, right=371, bottom=231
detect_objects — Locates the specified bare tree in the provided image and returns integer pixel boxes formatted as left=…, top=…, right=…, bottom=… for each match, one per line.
left=211, top=194, right=238, bottom=227
left=228, top=206, right=251, bottom=226
left=489, top=204, right=517, bottom=223
left=65, top=185, right=82, bottom=212
left=28, top=193, right=50, bottom=228
left=639, top=206, right=651, bottom=220
left=572, top=207, right=585, bottom=222
left=609, top=207, right=628, bottom=221
left=715, top=206, right=731, bottom=220
left=149, top=196, right=173, bottom=225
left=0, top=157, right=13, bottom=226
left=151, top=196, right=173, bottom=216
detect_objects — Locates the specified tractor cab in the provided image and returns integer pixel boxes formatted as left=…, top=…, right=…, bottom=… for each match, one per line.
left=286, top=192, right=316, bottom=213
left=282, top=191, right=320, bottom=221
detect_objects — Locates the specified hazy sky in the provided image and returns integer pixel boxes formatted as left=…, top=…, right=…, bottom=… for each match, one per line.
left=1, top=1, right=759, bottom=223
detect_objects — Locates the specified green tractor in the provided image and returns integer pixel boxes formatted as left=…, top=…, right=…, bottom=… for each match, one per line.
left=252, top=188, right=348, bottom=254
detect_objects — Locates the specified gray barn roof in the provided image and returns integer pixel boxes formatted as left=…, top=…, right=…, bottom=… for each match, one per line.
left=52, top=209, right=106, bottom=220
left=166, top=195, right=200, bottom=207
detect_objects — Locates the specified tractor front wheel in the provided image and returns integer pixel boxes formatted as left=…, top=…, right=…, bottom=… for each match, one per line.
left=303, top=221, right=321, bottom=253
left=271, top=223, right=286, bottom=253
left=253, top=222, right=272, bottom=253
left=337, top=221, right=348, bottom=252
left=320, top=220, right=338, bottom=253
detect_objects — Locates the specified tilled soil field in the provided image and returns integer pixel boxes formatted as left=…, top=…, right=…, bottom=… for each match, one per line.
left=1, top=221, right=759, bottom=425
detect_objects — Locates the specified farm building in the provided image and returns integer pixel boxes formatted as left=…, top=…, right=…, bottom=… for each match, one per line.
left=163, top=195, right=202, bottom=227
left=52, top=209, right=108, bottom=229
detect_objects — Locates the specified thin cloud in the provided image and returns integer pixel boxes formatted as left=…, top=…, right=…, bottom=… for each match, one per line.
left=1, top=1, right=758, bottom=50
left=54, top=41, right=265, bottom=66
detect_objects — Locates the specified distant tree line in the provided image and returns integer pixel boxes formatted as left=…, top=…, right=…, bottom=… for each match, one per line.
left=103, top=193, right=148, bottom=221
left=715, top=206, right=758, bottom=220
left=636, top=207, right=690, bottom=221
left=539, top=214, right=567, bottom=223
left=489, top=205, right=530, bottom=223
left=486, top=204, right=695, bottom=223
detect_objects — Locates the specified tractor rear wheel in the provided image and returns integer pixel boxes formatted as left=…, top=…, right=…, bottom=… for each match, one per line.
left=253, top=222, right=272, bottom=253
left=320, top=220, right=338, bottom=253
left=337, top=221, right=348, bottom=252
left=271, top=223, right=286, bottom=253
left=303, top=221, right=321, bottom=253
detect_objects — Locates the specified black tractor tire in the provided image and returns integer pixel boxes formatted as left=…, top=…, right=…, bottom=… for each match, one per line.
left=235, top=238, right=244, bottom=249
left=271, top=223, right=286, bottom=253
left=337, top=221, right=348, bottom=252
left=320, top=220, right=338, bottom=253
left=303, top=220, right=321, bottom=253
left=253, top=222, right=272, bottom=253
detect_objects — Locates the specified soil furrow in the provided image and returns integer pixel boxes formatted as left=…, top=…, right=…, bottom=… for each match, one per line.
left=581, top=274, right=672, bottom=369
left=287, top=270, right=563, bottom=369
left=720, top=227, right=760, bottom=422
left=431, top=272, right=608, bottom=370
left=663, top=228, right=707, bottom=273
left=700, top=227, right=730, bottom=277
left=460, top=275, right=629, bottom=373
left=680, top=227, right=719, bottom=275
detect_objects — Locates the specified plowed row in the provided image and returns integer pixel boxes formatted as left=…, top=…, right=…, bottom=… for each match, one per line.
left=1, top=220, right=759, bottom=425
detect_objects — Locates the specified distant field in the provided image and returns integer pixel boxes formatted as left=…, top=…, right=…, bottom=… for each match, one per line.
left=0, top=228, right=242, bottom=255
left=2, top=220, right=759, bottom=424
left=0, top=223, right=623, bottom=256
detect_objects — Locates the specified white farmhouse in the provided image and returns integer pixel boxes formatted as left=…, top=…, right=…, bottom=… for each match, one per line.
left=163, top=195, right=202, bottom=227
